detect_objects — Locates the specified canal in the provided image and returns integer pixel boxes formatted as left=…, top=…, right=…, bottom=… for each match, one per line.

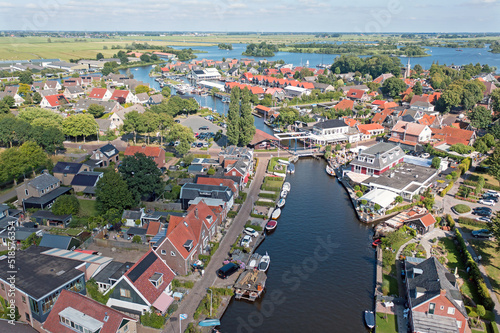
left=219, top=158, right=376, bottom=332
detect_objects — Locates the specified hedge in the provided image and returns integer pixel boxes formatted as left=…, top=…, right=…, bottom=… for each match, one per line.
left=228, top=211, right=237, bottom=218
left=262, top=186, right=282, bottom=192
left=255, top=201, right=275, bottom=207
left=458, top=217, right=488, bottom=228
left=440, top=181, right=455, bottom=197
left=452, top=204, right=471, bottom=214
left=453, top=195, right=478, bottom=203
left=484, top=183, right=500, bottom=191
left=250, top=213, right=267, bottom=219
left=446, top=214, right=455, bottom=229
left=455, top=230, right=494, bottom=310
left=385, top=203, right=417, bottom=215
left=258, top=192, right=278, bottom=200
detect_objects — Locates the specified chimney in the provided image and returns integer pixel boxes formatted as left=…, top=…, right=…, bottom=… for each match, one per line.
left=440, top=289, right=446, bottom=297
left=194, top=208, right=198, bottom=219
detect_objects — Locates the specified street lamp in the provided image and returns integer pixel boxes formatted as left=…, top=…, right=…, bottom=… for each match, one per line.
left=96, top=125, right=99, bottom=143
left=207, top=288, right=213, bottom=317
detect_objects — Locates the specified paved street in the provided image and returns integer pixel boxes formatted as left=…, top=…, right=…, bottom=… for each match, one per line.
left=163, top=156, right=270, bottom=333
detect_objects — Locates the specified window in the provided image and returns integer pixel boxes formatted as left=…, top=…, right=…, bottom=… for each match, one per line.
left=429, top=303, right=435, bottom=314
left=124, top=324, right=129, bottom=332
left=0, top=283, right=3, bottom=290
left=161, top=250, right=166, bottom=255
left=25, top=312, right=30, bottom=322
left=440, top=306, right=444, bottom=310
left=447, top=307, right=455, bottom=315
left=64, top=173, right=67, bottom=177
left=25, top=189, right=29, bottom=196
left=120, top=288, right=131, bottom=298
left=171, top=251, right=176, bottom=257
left=22, top=296, right=26, bottom=303
left=457, top=321, right=462, bottom=328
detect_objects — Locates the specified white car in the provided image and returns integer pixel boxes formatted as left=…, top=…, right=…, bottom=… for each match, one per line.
left=240, top=235, right=252, bottom=247
left=476, top=217, right=492, bottom=223
left=479, top=199, right=495, bottom=206
left=243, top=227, right=259, bottom=238
left=485, top=190, right=499, bottom=198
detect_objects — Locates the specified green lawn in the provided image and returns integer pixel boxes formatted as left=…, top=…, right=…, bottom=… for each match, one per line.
left=49, top=227, right=85, bottom=237
left=439, top=237, right=479, bottom=303
left=470, top=239, right=500, bottom=304
left=267, top=157, right=288, bottom=174
left=382, top=274, right=399, bottom=296
left=376, top=313, right=398, bottom=333
left=78, top=199, right=97, bottom=217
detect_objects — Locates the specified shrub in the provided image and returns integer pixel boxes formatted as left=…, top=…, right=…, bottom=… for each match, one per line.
left=446, top=214, right=455, bottom=229
left=245, top=223, right=263, bottom=231
left=452, top=204, right=471, bottom=214
left=258, top=192, right=278, bottom=200
left=228, top=211, right=237, bottom=218
left=141, top=308, right=166, bottom=328
left=52, top=195, right=80, bottom=216
left=440, top=181, right=454, bottom=197
left=355, top=191, right=363, bottom=198
left=132, top=235, right=142, bottom=243
left=255, top=201, right=275, bottom=207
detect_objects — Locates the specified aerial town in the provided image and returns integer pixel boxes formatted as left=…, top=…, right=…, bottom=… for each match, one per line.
left=0, top=24, right=500, bottom=333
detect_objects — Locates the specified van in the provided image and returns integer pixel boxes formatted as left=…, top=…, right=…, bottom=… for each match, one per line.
left=216, top=263, right=239, bottom=279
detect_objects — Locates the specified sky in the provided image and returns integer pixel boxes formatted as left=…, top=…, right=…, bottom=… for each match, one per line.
left=0, top=0, right=499, bottom=32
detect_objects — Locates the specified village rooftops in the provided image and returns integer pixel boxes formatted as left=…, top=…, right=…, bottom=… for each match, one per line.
left=313, top=119, right=347, bottom=129
left=362, top=163, right=437, bottom=191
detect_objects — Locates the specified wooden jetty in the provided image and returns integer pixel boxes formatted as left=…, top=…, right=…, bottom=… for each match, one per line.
left=234, top=270, right=267, bottom=301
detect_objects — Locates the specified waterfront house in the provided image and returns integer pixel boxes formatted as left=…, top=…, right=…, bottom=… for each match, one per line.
left=124, top=146, right=166, bottom=169
left=43, top=289, right=137, bottom=333
left=88, top=88, right=112, bottom=101
left=403, top=212, right=436, bottom=235
left=16, top=172, right=72, bottom=211
left=155, top=200, right=219, bottom=275
left=106, top=250, right=176, bottom=316
left=310, top=119, right=349, bottom=145
left=90, top=143, right=120, bottom=167
left=52, top=161, right=90, bottom=186
left=0, top=247, right=86, bottom=331
left=349, top=142, right=405, bottom=176
left=110, top=89, right=137, bottom=104
left=195, top=177, right=239, bottom=199
left=404, top=257, right=470, bottom=333
left=248, top=128, right=279, bottom=149
left=40, top=94, right=69, bottom=110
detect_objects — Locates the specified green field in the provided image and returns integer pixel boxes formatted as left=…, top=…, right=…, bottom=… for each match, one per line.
left=376, top=313, right=398, bottom=333
left=78, top=199, right=97, bottom=217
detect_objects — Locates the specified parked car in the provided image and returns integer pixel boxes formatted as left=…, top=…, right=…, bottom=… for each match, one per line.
left=203, top=142, right=209, bottom=148
left=485, top=190, right=499, bottom=197
left=199, top=126, right=209, bottom=130
left=476, top=217, right=492, bottom=223
left=216, top=263, right=239, bottom=279
left=243, top=227, right=259, bottom=238
left=196, top=142, right=203, bottom=148
left=472, top=229, right=493, bottom=238
left=474, top=209, right=492, bottom=217
left=174, top=119, right=180, bottom=123
left=482, top=195, right=499, bottom=203
left=240, top=235, right=252, bottom=247
left=479, top=199, right=495, bottom=206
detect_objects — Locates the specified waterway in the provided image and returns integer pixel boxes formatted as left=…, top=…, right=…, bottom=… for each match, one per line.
left=218, top=158, right=376, bottom=332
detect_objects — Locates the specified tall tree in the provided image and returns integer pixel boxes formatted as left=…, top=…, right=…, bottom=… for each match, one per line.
left=95, top=171, right=134, bottom=213
left=412, top=81, right=423, bottom=95
left=123, top=111, right=147, bottom=144
left=382, top=77, right=406, bottom=98
left=87, top=104, right=105, bottom=118
left=469, top=106, right=492, bottom=129
left=239, top=88, right=256, bottom=146
left=226, top=88, right=241, bottom=146
left=52, top=195, right=80, bottom=215
left=62, top=114, right=98, bottom=142
left=120, top=153, right=164, bottom=202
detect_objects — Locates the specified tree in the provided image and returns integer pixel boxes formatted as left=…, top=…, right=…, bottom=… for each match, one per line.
left=161, top=86, right=171, bottom=98
left=32, top=92, right=42, bottom=104
left=488, top=146, right=500, bottom=181
left=473, top=140, right=488, bottom=154
left=95, top=171, right=134, bottom=213
left=18, top=71, right=33, bottom=85
left=0, top=101, right=9, bottom=114
left=382, top=77, right=406, bottom=98
left=87, top=104, right=105, bottom=118
left=31, top=125, right=64, bottom=153
left=412, top=81, right=423, bottom=96
left=395, top=196, right=403, bottom=204
left=476, top=305, right=486, bottom=321
left=238, top=89, right=256, bottom=146
left=413, top=64, right=423, bottom=75
left=490, top=89, right=500, bottom=113
left=101, top=61, right=119, bottom=76
left=62, top=114, right=98, bottom=142
left=449, top=143, right=473, bottom=155
left=52, top=195, right=80, bottom=215
left=96, top=52, right=104, bottom=60
left=19, top=107, right=63, bottom=125
left=2, top=96, right=14, bottom=108
left=431, top=157, right=441, bottom=169
left=168, top=123, right=194, bottom=144
left=226, top=88, right=241, bottom=146
left=120, top=153, right=164, bottom=202
left=135, top=85, right=150, bottom=95
left=140, top=54, right=150, bottom=62
left=176, top=139, right=191, bottom=156
left=335, top=144, right=341, bottom=151
left=132, top=235, right=142, bottom=243
left=123, top=111, right=147, bottom=144
left=469, top=106, right=492, bottom=129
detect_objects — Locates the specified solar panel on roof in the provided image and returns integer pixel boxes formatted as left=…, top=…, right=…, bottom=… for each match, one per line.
left=127, top=252, right=157, bottom=283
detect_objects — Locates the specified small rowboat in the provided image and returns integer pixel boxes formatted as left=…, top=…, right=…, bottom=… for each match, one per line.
left=277, top=198, right=285, bottom=208
left=364, top=311, right=375, bottom=329
left=265, top=220, right=277, bottom=231
left=271, top=208, right=281, bottom=220
left=199, top=319, right=221, bottom=327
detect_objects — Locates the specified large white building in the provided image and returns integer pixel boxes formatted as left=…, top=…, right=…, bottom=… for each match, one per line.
left=190, top=68, right=221, bottom=81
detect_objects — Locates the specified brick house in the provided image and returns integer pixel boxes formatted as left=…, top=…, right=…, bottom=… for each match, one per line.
left=16, top=172, right=72, bottom=211
left=90, top=143, right=120, bottom=167
left=389, top=121, right=432, bottom=149
left=155, top=200, right=219, bottom=275
left=124, top=146, right=166, bottom=169
left=405, top=257, right=471, bottom=333
left=403, top=212, right=436, bottom=235
left=43, top=289, right=137, bottom=333
left=52, top=162, right=89, bottom=186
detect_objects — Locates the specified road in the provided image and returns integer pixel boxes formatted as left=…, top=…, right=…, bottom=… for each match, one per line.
left=163, top=156, right=270, bottom=333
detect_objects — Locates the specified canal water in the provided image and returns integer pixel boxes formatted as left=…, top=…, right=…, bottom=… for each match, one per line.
left=219, top=158, right=376, bottom=332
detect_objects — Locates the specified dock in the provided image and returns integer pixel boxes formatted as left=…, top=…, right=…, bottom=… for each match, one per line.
left=234, top=270, right=267, bottom=301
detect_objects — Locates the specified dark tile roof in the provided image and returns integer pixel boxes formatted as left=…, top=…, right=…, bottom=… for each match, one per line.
left=0, top=246, right=84, bottom=300
left=39, top=234, right=75, bottom=249
left=93, top=261, right=133, bottom=284
left=180, top=183, right=233, bottom=202
left=23, top=186, right=72, bottom=205
left=53, top=162, right=84, bottom=174
left=27, top=173, right=60, bottom=190
left=70, top=172, right=102, bottom=187
left=122, top=210, right=143, bottom=220
left=31, top=210, right=71, bottom=222
left=0, top=319, right=38, bottom=332
left=313, top=119, right=347, bottom=129
left=97, top=144, right=119, bottom=158
left=126, top=227, right=147, bottom=236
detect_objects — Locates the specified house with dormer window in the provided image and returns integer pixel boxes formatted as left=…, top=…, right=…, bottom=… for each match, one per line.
left=16, top=172, right=72, bottom=211
left=349, top=142, right=405, bottom=176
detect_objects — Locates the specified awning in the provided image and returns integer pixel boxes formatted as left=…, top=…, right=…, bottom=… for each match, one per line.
left=153, top=293, right=174, bottom=314
left=360, top=189, right=399, bottom=209
left=345, top=172, right=371, bottom=184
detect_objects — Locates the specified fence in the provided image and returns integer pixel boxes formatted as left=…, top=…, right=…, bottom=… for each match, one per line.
left=93, top=238, right=150, bottom=251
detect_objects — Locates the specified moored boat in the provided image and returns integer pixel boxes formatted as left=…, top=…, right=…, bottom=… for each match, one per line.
left=198, top=319, right=221, bottom=327
left=258, top=252, right=270, bottom=272
left=280, top=190, right=288, bottom=198
left=271, top=208, right=281, bottom=220
left=288, top=163, right=295, bottom=174
left=277, top=159, right=290, bottom=165
left=283, top=182, right=291, bottom=191
left=265, top=220, right=277, bottom=231
left=277, top=198, right=285, bottom=208
left=364, top=310, right=375, bottom=329
left=326, top=165, right=336, bottom=176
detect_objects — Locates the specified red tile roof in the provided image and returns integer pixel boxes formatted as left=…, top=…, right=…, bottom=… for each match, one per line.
left=431, top=126, right=475, bottom=146
left=124, top=146, right=162, bottom=158
left=249, top=128, right=278, bottom=146
left=371, top=108, right=393, bottom=124
left=255, top=105, right=272, bottom=113
left=357, top=123, right=384, bottom=134
left=407, top=212, right=436, bottom=227
left=346, top=88, right=365, bottom=99
left=146, top=221, right=162, bottom=236
left=392, top=121, right=428, bottom=136
left=89, top=88, right=108, bottom=99
left=44, top=94, right=68, bottom=107
left=43, top=290, right=135, bottom=333
left=196, top=177, right=238, bottom=195
left=388, top=137, right=418, bottom=146
left=372, top=100, right=386, bottom=106
left=343, top=118, right=359, bottom=127
left=124, top=250, right=175, bottom=304
left=334, top=99, right=354, bottom=110
left=418, top=114, right=436, bottom=126
left=110, top=89, right=130, bottom=102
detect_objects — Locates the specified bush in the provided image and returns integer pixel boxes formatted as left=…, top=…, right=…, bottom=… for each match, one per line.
left=52, top=195, right=80, bottom=216
left=141, top=308, right=166, bottom=329
left=452, top=204, right=471, bottom=214
left=86, top=278, right=111, bottom=304
left=245, top=223, right=263, bottom=231
left=132, top=235, right=142, bottom=243
left=258, top=192, right=278, bottom=200
left=228, top=211, right=237, bottom=218
left=255, top=201, right=275, bottom=207
left=385, top=203, right=417, bottom=215
left=355, top=191, right=363, bottom=198
left=440, top=181, right=454, bottom=197
left=446, top=214, right=455, bottom=229
left=250, top=213, right=266, bottom=219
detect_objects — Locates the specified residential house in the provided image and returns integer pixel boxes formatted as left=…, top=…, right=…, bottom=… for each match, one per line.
left=93, top=261, right=134, bottom=293
left=110, top=90, right=137, bottom=104
left=248, top=128, right=279, bottom=149
left=30, top=210, right=72, bottom=228
left=0, top=86, right=24, bottom=106
left=346, top=88, right=368, bottom=102
left=431, top=126, right=476, bottom=147
left=0, top=247, right=86, bottom=330
left=403, top=212, right=436, bottom=235
left=122, top=209, right=145, bottom=227
left=339, top=85, right=369, bottom=94
left=179, top=183, right=234, bottom=210
left=73, top=99, right=122, bottom=114
left=63, top=86, right=84, bottom=100
left=90, top=143, right=120, bottom=167
left=43, top=289, right=137, bottom=333
left=389, top=121, right=432, bottom=150
left=410, top=95, right=435, bottom=112
left=0, top=227, right=42, bottom=247
left=88, top=88, right=112, bottom=101
left=405, top=257, right=470, bottom=333
left=195, top=177, right=239, bottom=199
left=52, top=162, right=89, bottom=186
left=349, top=142, right=405, bottom=176
left=312, top=82, right=335, bottom=93
left=373, top=73, right=394, bottom=85
left=155, top=200, right=219, bottom=275
left=284, top=85, right=308, bottom=98
left=356, top=123, right=385, bottom=141
left=16, top=172, right=72, bottom=211
left=334, top=99, right=354, bottom=111
left=39, top=234, right=80, bottom=250
left=0, top=203, right=20, bottom=230
left=135, top=92, right=149, bottom=104
left=70, top=171, right=103, bottom=194
left=106, top=250, right=176, bottom=316
left=254, top=105, right=272, bottom=117
left=124, top=146, right=166, bottom=169
left=147, top=94, right=164, bottom=105
left=44, top=80, right=62, bottom=90
left=40, top=94, right=69, bottom=110
left=310, top=119, right=350, bottom=145
left=39, top=89, right=59, bottom=98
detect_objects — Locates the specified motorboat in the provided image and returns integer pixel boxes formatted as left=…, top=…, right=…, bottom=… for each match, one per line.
left=271, top=208, right=281, bottom=220
left=277, top=159, right=290, bottom=165
left=364, top=310, right=375, bottom=329
left=280, top=190, right=288, bottom=198
left=288, top=163, right=295, bottom=174
left=247, top=253, right=262, bottom=270
left=265, top=220, right=277, bottom=231
left=283, top=182, right=291, bottom=191
left=258, top=252, right=270, bottom=272
left=277, top=198, right=285, bottom=208
left=326, top=165, right=336, bottom=177
left=198, top=319, right=221, bottom=327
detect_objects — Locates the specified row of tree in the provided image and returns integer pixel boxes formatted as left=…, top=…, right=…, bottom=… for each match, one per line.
left=226, top=87, right=256, bottom=146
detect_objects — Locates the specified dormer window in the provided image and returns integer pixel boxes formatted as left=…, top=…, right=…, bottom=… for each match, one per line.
left=149, top=273, right=164, bottom=288
left=183, top=240, right=193, bottom=252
